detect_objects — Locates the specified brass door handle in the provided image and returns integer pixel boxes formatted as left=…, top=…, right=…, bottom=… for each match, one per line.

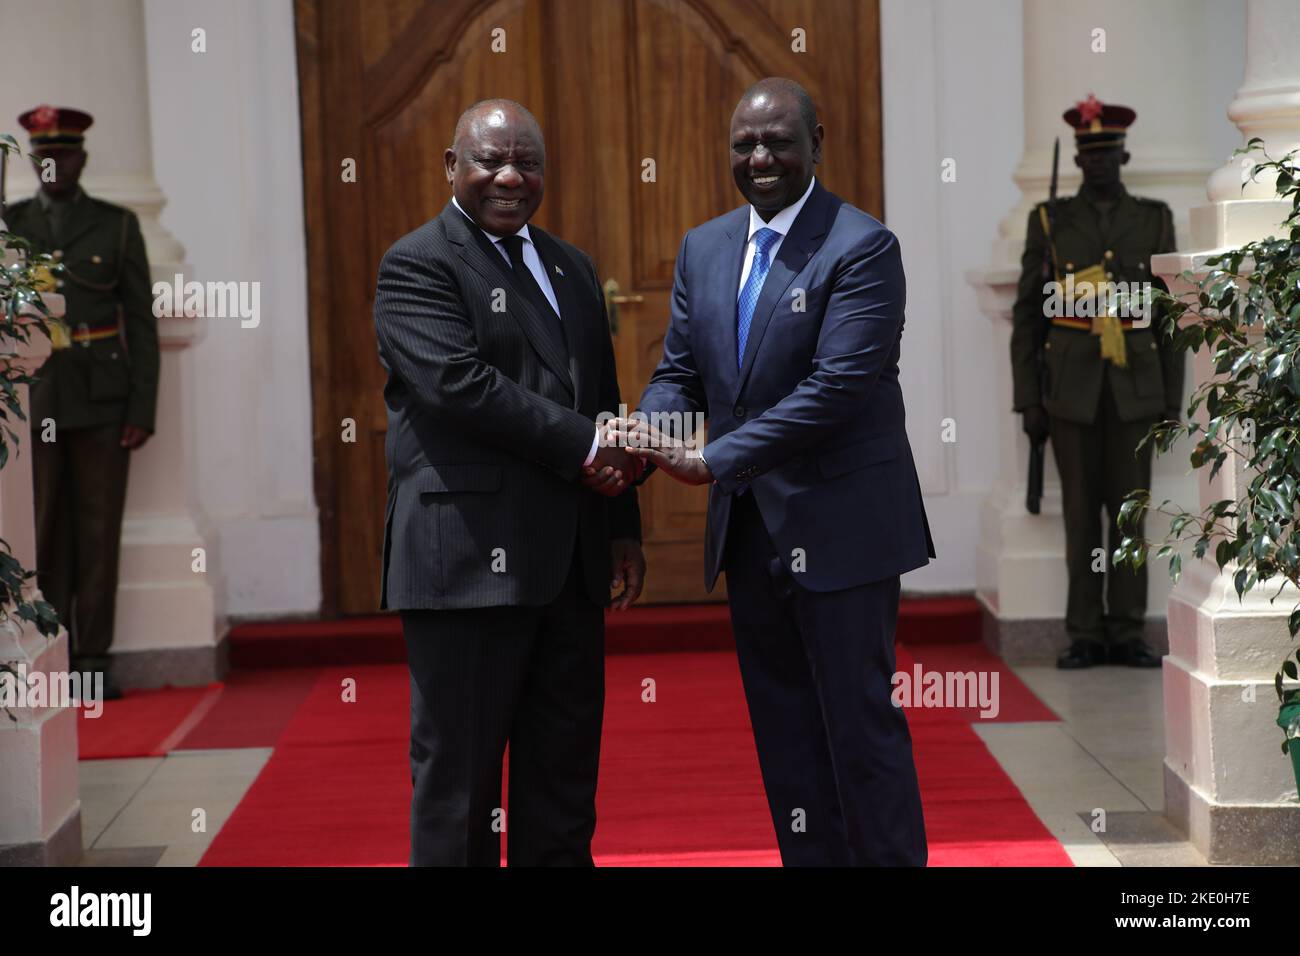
left=602, top=278, right=643, bottom=334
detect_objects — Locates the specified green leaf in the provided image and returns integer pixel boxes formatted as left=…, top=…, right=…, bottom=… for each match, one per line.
left=1269, top=352, right=1290, bottom=380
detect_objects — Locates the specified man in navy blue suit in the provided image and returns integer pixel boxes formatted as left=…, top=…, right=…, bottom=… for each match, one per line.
left=610, top=77, right=933, bottom=866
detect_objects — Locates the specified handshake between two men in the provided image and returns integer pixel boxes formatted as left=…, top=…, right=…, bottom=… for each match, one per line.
left=579, top=416, right=714, bottom=498
left=580, top=417, right=710, bottom=613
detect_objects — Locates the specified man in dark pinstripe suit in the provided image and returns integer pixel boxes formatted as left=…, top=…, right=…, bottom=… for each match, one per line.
left=373, top=100, right=643, bottom=866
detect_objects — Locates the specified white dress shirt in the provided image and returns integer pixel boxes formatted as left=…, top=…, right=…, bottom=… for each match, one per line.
left=452, top=195, right=561, bottom=315
left=736, top=175, right=817, bottom=296
left=451, top=196, right=600, bottom=467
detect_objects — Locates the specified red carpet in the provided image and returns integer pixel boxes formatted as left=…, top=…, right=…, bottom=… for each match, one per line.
left=78, top=683, right=223, bottom=759
left=77, top=600, right=1069, bottom=866
left=227, top=596, right=984, bottom=666
left=896, top=643, right=1059, bottom=725
left=194, top=648, right=1069, bottom=867
left=173, top=667, right=322, bottom=751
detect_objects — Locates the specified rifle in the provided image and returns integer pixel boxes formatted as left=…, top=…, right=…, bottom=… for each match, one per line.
left=1026, top=137, right=1059, bottom=515
left=1, top=136, right=8, bottom=223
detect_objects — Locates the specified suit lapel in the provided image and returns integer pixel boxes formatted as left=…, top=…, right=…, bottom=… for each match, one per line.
left=735, top=182, right=832, bottom=398
left=715, top=210, right=750, bottom=397
left=443, top=205, right=574, bottom=399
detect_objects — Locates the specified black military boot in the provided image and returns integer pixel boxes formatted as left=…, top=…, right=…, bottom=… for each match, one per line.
left=1109, top=639, right=1162, bottom=668
left=74, top=656, right=123, bottom=701
left=97, top=670, right=124, bottom=701
left=1056, top=639, right=1106, bottom=669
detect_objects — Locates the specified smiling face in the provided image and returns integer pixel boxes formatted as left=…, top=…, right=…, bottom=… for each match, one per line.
left=444, top=104, right=544, bottom=235
left=729, top=90, right=822, bottom=221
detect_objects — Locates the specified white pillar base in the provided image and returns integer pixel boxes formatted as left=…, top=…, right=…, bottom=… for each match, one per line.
left=113, top=513, right=228, bottom=688
left=1161, top=562, right=1300, bottom=863
left=0, top=624, right=82, bottom=866
left=112, top=314, right=224, bottom=688
left=1191, top=198, right=1291, bottom=251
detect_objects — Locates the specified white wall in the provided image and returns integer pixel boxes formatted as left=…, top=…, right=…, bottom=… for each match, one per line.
left=883, top=0, right=1024, bottom=592
left=143, top=0, right=320, bottom=617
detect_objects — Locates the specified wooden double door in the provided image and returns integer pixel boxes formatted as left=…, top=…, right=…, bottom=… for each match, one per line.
left=297, top=0, right=882, bottom=615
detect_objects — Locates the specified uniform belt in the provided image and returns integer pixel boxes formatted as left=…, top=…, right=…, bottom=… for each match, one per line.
left=1051, top=315, right=1142, bottom=333
left=50, top=322, right=120, bottom=350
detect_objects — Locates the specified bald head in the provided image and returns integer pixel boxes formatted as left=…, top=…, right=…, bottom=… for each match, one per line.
left=445, top=98, right=546, bottom=234
left=734, top=78, right=818, bottom=137
left=452, top=99, right=543, bottom=156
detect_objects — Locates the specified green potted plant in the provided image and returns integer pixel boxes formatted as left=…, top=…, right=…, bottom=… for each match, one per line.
left=1115, top=139, right=1300, bottom=793
left=0, top=133, right=66, bottom=717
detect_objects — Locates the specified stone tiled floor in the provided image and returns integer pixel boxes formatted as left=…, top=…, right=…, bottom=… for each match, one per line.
left=78, top=748, right=272, bottom=867
left=978, top=664, right=1206, bottom=866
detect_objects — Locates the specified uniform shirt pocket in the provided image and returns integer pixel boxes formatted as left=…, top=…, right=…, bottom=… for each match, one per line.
left=64, top=251, right=120, bottom=291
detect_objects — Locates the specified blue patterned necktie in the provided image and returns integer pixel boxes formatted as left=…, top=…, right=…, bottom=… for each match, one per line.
left=736, top=227, right=780, bottom=367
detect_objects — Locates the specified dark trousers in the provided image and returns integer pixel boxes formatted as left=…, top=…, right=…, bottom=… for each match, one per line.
left=31, top=421, right=130, bottom=672
left=723, top=491, right=927, bottom=866
left=1049, top=381, right=1156, bottom=645
left=401, top=550, right=605, bottom=866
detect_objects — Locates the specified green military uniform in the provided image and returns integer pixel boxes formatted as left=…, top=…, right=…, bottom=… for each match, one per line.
left=1010, top=96, right=1183, bottom=665
left=7, top=106, right=159, bottom=677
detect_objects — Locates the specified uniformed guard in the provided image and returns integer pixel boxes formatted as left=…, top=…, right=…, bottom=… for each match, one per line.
left=1010, top=95, right=1183, bottom=670
left=6, top=105, right=160, bottom=698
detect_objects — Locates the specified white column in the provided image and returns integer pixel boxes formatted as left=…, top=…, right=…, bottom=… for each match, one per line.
left=0, top=0, right=220, bottom=688
left=967, top=0, right=1243, bottom=659
left=0, top=281, right=80, bottom=864
left=1152, top=0, right=1300, bottom=864
left=142, top=0, right=320, bottom=619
